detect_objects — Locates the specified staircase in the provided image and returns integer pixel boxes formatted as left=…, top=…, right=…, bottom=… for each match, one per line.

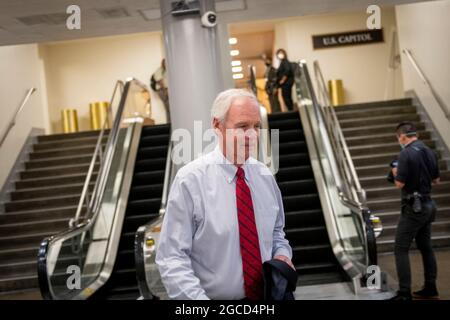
left=90, top=124, right=170, bottom=300
left=268, top=111, right=346, bottom=286
left=0, top=130, right=106, bottom=296
left=335, top=98, right=450, bottom=253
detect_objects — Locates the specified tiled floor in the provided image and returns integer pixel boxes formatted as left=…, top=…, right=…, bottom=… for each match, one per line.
left=378, top=248, right=450, bottom=300
left=1, top=249, right=448, bottom=300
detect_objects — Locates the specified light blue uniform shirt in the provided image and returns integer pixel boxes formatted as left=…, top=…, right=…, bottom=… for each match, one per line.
left=155, top=145, right=292, bottom=300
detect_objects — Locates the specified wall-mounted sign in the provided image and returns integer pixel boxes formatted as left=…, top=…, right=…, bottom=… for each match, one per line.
left=312, top=29, right=384, bottom=49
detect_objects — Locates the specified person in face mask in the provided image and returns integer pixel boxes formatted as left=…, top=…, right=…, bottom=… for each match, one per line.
left=275, top=49, right=294, bottom=111
left=263, top=57, right=281, bottom=113
left=388, top=122, right=440, bottom=300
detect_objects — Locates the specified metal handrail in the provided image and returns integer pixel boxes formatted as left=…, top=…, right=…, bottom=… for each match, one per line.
left=0, top=88, right=37, bottom=148
left=402, top=48, right=450, bottom=120
left=313, top=60, right=366, bottom=205
left=69, top=80, right=124, bottom=227
left=299, top=61, right=378, bottom=268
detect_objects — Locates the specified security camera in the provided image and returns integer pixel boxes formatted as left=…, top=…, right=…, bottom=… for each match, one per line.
left=201, top=11, right=217, bottom=28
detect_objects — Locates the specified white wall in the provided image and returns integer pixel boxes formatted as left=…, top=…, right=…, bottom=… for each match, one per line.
left=396, top=0, right=450, bottom=150
left=40, top=32, right=167, bottom=133
left=273, top=7, right=404, bottom=104
left=0, top=44, right=49, bottom=187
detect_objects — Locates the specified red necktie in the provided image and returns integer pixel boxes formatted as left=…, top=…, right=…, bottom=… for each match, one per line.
left=235, top=167, right=264, bottom=300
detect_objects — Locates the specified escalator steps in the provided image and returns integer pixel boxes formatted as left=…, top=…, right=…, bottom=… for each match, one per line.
left=90, top=124, right=170, bottom=300
left=268, top=111, right=345, bottom=285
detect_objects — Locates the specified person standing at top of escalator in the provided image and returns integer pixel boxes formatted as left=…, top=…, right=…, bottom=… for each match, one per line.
left=263, top=56, right=281, bottom=113
left=275, top=49, right=294, bottom=111
left=151, top=59, right=170, bottom=116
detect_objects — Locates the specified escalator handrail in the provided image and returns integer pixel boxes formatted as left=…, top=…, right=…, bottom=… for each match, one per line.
left=312, top=60, right=366, bottom=205
left=37, top=78, right=150, bottom=300
left=134, top=139, right=173, bottom=299
left=298, top=61, right=377, bottom=267
left=70, top=80, right=124, bottom=227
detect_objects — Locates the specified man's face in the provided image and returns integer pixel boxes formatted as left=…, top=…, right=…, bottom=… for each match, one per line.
left=214, top=97, right=261, bottom=165
left=397, top=133, right=407, bottom=146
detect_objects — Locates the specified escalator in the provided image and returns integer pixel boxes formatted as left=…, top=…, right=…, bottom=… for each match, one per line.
left=132, top=62, right=381, bottom=299
left=89, top=124, right=170, bottom=300
left=268, top=111, right=346, bottom=286
left=37, top=78, right=171, bottom=300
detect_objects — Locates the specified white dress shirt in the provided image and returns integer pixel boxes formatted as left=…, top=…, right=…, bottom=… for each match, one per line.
left=155, top=145, right=292, bottom=300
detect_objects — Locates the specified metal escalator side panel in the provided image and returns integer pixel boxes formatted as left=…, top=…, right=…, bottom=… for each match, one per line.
left=298, top=104, right=365, bottom=291
left=37, top=121, right=143, bottom=299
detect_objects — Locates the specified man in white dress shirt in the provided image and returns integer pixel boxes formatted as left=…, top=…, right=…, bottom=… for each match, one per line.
left=156, top=88, right=293, bottom=300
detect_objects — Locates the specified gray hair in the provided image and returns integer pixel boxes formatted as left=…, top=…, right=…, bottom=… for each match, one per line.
left=211, top=88, right=259, bottom=123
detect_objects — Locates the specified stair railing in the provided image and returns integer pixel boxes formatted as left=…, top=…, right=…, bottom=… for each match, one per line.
left=313, top=60, right=366, bottom=206
left=0, top=87, right=37, bottom=148
left=402, top=48, right=450, bottom=120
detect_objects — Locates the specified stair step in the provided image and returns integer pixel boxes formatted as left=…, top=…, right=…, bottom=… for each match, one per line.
left=37, top=130, right=106, bottom=143
left=34, top=136, right=107, bottom=151
left=283, top=194, right=321, bottom=212
left=376, top=206, right=450, bottom=225
left=360, top=171, right=450, bottom=189
left=138, top=134, right=170, bottom=148
left=278, top=129, right=304, bottom=143
left=365, top=182, right=450, bottom=200
left=0, top=217, right=69, bottom=236
left=0, top=246, right=39, bottom=265
left=339, top=113, right=420, bottom=129
left=20, top=163, right=96, bottom=180
left=4, top=194, right=80, bottom=212
left=356, top=159, right=447, bottom=178
left=141, top=124, right=171, bottom=136
left=334, top=98, right=412, bottom=111
left=134, top=158, right=167, bottom=171
left=285, top=226, right=329, bottom=245
left=276, top=165, right=314, bottom=182
left=368, top=194, right=450, bottom=212
left=29, top=145, right=98, bottom=160
left=269, top=118, right=301, bottom=131
left=25, top=154, right=95, bottom=170
left=295, top=261, right=339, bottom=275
left=345, top=131, right=430, bottom=147
left=377, top=232, right=450, bottom=253
left=0, top=206, right=77, bottom=224
left=268, top=111, right=299, bottom=121
left=292, top=244, right=334, bottom=264
left=380, top=220, right=450, bottom=240
left=0, top=273, right=38, bottom=293
left=10, top=182, right=92, bottom=201
left=0, top=230, right=61, bottom=251
left=285, top=209, right=325, bottom=227
left=137, top=145, right=170, bottom=159
left=336, top=105, right=416, bottom=120
left=278, top=179, right=317, bottom=196
left=15, top=173, right=96, bottom=190
left=348, top=140, right=435, bottom=157
left=342, top=122, right=425, bottom=137
left=278, top=141, right=308, bottom=154
left=126, top=198, right=162, bottom=215
left=279, top=153, right=310, bottom=167
left=128, top=184, right=163, bottom=201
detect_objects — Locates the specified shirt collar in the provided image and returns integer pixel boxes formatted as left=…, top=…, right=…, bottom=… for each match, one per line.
left=212, top=145, right=253, bottom=184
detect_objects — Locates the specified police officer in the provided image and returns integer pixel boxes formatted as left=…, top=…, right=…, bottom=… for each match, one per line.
left=389, top=122, right=440, bottom=300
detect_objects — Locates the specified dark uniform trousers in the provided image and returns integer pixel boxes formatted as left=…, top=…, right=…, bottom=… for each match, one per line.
left=394, top=198, right=438, bottom=294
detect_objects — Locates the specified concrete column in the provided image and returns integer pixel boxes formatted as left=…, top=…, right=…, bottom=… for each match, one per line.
left=160, top=0, right=229, bottom=160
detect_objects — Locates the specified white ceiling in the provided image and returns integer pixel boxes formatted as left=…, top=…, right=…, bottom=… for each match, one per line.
left=0, top=0, right=433, bottom=46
